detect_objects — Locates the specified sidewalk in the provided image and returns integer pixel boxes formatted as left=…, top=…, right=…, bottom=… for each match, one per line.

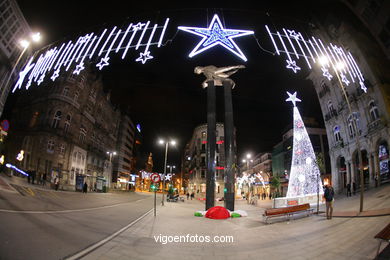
left=80, top=197, right=390, bottom=260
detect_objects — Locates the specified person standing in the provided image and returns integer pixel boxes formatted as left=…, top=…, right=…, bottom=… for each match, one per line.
left=346, top=183, right=351, bottom=197
left=54, top=177, right=59, bottom=191
left=352, top=182, right=356, bottom=195
left=83, top=182, right=88, bottom=193
left=186, top=192, right=189, bottom=200
left=324, top=184, right=335, bottom=219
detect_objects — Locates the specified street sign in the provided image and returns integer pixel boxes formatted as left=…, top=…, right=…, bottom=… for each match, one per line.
left=151, top=173, right=161, bottom=183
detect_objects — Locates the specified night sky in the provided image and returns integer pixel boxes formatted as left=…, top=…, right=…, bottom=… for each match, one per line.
left=13, top=1, right=346, bottom=172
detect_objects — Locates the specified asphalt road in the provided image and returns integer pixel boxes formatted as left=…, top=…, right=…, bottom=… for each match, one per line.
left=0, top=186, right=157, bottom=260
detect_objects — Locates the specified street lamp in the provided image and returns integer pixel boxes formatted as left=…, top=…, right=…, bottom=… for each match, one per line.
left=106, top=151, right=117, bottom=188
left=3, top=32, right=41, bottom=99
left=159, top=139, right=176, bottom=206
left=318, top=56, right=365, bottom=212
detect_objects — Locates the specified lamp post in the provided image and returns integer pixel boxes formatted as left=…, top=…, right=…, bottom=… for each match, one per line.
left=167, top=164, right=176, bottom=192
left=1, top=33, right=41, bottom=103
left=318, top=57, right=365, bottom=212
left=106, top=151, right=117, bottom=188
left=159, top=139, right=176, bottom=206
left=242, top=153, right=253, bottom=202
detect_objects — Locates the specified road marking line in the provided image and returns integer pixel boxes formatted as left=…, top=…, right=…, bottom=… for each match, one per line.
left=0, top=198, right=148, bottom=214
left=64, top=208, right=153, bottom=260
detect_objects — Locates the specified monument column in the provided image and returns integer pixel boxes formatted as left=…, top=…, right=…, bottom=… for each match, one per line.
left=206, top=80, right=216, bottom=210
left=223, top=79, right=235, bottom=211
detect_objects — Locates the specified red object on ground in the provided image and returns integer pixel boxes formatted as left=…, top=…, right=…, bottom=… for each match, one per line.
left=205, top=206, right=230, bottom=219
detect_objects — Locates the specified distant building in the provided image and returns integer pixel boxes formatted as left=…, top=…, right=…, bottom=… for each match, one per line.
left=0, top=0, right=32, bottom=116
left=4, top=65, right=121, bottom=191
left=112, top=112, right=136, bottom=189
left=239, top=152, right=272, bottom=197
left=183, top=123, right=236, bottom=199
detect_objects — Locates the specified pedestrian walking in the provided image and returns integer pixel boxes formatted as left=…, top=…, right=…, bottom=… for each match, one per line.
left=352, top=182, right=356, bottom=195
left=83, top=182, right=88, bottom=193
left=27, top=170, right=31, bottom=183
left=346, top=183, right=351, bottom=197
left=186, top=192, right=189, bottom=200
left=190, top=192, right=194, bottom=200
left=324, top=184, right=335, bottom=219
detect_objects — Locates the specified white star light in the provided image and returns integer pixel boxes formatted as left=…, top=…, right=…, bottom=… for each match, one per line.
left=321, top=67, right=333, bottom=80
left=37, top=75, right=45, bottom=85
left=286, top=91, right=301, bottom=107
left=178, top=14, right=254, bottom=61
left=340, top=73, right=350, bottom=86
left=96, top=57, right=110, bottom=70
left=132, top=22, right=144, bottom=31
left=51, top=69, right=60, bottom=81
left=287, top=29, right=299, bottom=40
left=286, top=59, right=301, bottom=73
left=73, top=62, right=85, bottom=75
left=135, top=51, right=154, bottom=64
left=12, top=57, right=35, bottom=93
left=164, top=174, right=172, bottom=181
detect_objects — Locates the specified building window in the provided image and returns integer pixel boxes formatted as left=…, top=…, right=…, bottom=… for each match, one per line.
left=64, top=115, right=71, bottom=133
left=59, top=144, right=65, bottom=155
left=201, top=169, right=206, bottom=178
left=327, top=100, right=335, bottom=114
left=201, top=131, right=206, bottom=138
left=79, top=127, right=87, bottom=143
left=74, top=91, right=79, bottom=102
left=369, top=100, right=380, bottom=121
left=333, top=125, right=342, bottom=142
left=51, top=110, right=62, bottom=128
left=62, top=87, right=69, bottom=96
left=47, top=140, right=55, bottom=153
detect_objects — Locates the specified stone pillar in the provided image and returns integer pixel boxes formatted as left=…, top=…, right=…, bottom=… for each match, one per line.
left=368, top=154, right=374, bottom=188
left=351, top=160, right=356, bottom=193
left=206, top=80, right=216, bottom=210
left=223, top=79, right=235, bottom=211
left=346, top=161, right=351, bottom=186
left=373, top=152, right=380, bottom=187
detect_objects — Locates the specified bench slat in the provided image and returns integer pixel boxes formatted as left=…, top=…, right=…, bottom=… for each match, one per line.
left=264, top=203, right=310, bottom=216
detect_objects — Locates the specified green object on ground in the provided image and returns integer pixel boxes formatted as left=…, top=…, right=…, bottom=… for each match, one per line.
left=194, top=212, right=203, bottom=217
left=231, top=213, right=241, bottom=218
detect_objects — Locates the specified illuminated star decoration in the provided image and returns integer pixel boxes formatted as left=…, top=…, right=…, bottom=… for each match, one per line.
left=164, top=174, right=172, bottom=181
left=135, top=51, right=153, bottom=64
left=286, top=59, right=301, bottom=73
left=321, top=67, right=333, bottom=81
left=96, top=57, right=110, bottom=70
left=287, top=29, right=300, bottom=40
left=286, top=91, right=301, bottom=107
left=51, top=69, right=60, bottom=81
left=12, top=57, right=35, bottom=93
left=359, top=81, right=367, bottom=92
left=37, top=75, right=45, bottom=85
left=340, top=73, right=350, bottom=86
left=73, top=62, right=85, bottom=75
left=178, top=14, right=254, bottom=61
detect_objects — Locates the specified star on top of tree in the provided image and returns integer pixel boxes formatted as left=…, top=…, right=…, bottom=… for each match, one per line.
left=286, top=91, right=301, bottom=107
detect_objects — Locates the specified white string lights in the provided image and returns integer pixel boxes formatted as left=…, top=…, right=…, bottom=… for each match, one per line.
left=12, top=18, right=170, bottom=93
left=265, top=25, right=367, bottom=93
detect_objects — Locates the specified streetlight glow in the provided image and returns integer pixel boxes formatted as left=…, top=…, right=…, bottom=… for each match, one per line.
left=336, top=61, right=345, bottom=71
left=31, top=32, right=41, bottom=42
left=159, top=139, right=164, bottom=144
left=246, top=153, right=252, bottom=159
left=19, top=40, right=30, bottom=48
left=170, top=140, right=176, bottom=146
left=318, top=56, right=328, bottom=66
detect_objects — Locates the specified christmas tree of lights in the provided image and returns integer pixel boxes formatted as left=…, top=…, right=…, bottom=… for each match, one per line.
left=285, top=92, right=323, bottom=198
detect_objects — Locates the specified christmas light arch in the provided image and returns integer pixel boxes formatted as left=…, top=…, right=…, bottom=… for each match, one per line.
left=12, top=13, right=367, bottom=96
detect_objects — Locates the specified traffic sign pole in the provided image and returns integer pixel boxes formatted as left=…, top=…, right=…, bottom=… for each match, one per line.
left=150, top=173, right=161, bottom=217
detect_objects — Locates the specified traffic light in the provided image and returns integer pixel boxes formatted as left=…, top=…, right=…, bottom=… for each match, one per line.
left=224, top=187, right=227, bottom=193
left=151, top=184, right=157, bottom=191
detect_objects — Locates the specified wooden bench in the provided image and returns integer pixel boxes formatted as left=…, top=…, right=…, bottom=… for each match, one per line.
left=263, top=203, right=313, bottom=224
left=374, top=222, right=390, bottom=258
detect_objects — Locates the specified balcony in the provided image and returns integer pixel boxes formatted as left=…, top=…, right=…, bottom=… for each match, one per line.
left=318, top=84, right=330, bottom=99
left=83, top=111, right=95, bottom=124
left=332, top=139, right=344, bottom=149
left=48, top=94, right=80, bottom=109
left=367, top=118, right=386, bottom=134
left=324, top=110, right=338, bottom=121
